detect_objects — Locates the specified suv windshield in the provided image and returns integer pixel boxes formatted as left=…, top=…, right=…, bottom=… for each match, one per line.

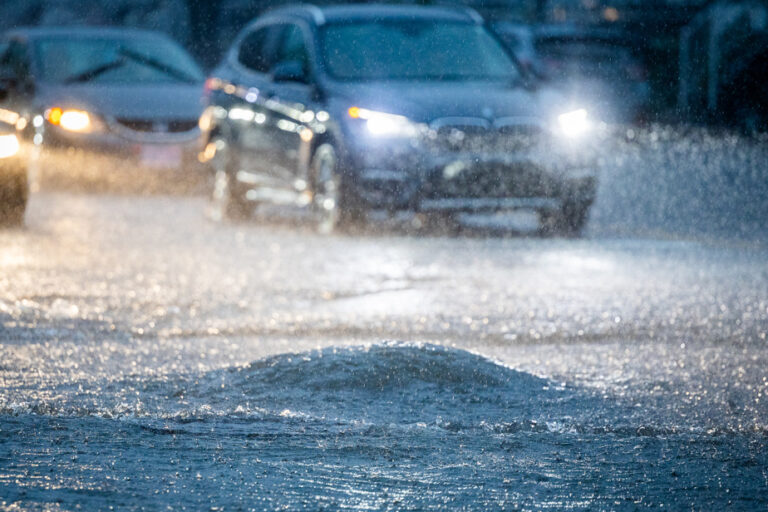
left=321, top=20, right=520, bottom=82
left=34, top=36, right=204, bottom=85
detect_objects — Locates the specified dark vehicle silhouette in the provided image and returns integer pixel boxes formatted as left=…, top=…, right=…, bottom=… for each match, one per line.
left=0, top=27, right=205, bottom=179
left=201, top=4, right=599, bottom=234
left=493, top=22, right=651, bottom=125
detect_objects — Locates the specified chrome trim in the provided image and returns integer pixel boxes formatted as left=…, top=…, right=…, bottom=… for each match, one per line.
left=360, top=169, right=410, bottom=182
left=430, top=117, right=491, bottom=130
left=420, top=197, right=560, bottom=211
left=106, top=119, right=200, bottom=143
left=562, top=167, right=597, bottom=180
left=493, top=117, right=547, bottom=131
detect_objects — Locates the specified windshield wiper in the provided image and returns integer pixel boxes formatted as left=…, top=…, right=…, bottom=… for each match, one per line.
left=118, top=48, right=199, bottom=84
left=62, top=49, right=199, bottom=85
left=64, top=58, right=126, bottom=84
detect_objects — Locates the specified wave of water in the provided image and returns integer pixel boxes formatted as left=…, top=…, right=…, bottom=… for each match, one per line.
left=1, top=343, right=611, bottom=432
left=2, top=343, right=767, bottom=510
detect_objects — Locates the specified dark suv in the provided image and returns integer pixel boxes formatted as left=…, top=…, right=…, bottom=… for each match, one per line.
left=201, top=4, right=598, bottom=233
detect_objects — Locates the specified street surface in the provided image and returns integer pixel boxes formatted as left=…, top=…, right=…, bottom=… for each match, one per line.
left=1, top=127, right=768, bottom=509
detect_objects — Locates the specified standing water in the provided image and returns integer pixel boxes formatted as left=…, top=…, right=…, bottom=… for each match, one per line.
left=2, top=343, right=766, bottom=510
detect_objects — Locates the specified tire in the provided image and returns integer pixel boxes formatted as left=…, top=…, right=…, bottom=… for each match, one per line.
left=420, top=212, right=462, bottom=236
left=208, top=137, right=251, bottom=221
left=559, top=200, right=590, bottom=236
left=736, top=106, right=766, bottom=137
left=540, top=200, right=590, bottom=237
left=311, top=143, right=363, bottom=233
left=0, top=170, right=28, bottom=227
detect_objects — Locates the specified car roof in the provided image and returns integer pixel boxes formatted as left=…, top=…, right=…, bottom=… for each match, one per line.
left=3, top=26, right=175, bottom=42
left=259, top=3, right=482, bottom=26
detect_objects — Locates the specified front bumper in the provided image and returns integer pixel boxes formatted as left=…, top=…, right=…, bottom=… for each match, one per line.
left=36, top=123, right=203, bottom=172
left=29, top=124, right=206, bottom=192
left=343, top=139, right=598, bottom=213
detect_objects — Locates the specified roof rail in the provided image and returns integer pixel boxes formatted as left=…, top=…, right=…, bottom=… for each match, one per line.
left=301, top=4, right=326, bottom=25
left=457, top=6, right=484, bottom=24
left=428, top=1, right=483, bottom=23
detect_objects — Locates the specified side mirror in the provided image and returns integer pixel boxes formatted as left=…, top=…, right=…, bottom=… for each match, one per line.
left=271, top=60, right=308, bottom=84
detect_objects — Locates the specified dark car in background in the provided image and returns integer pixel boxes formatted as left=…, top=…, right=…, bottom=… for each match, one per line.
left=200, top=4, right=599, bottom=234
left=0, top=27, right=205, bottom=184
left=493, top=22, right=651, bottom=124
left=0, top=0, right=192, bottom=49
left=0, top=116, right=26, bottom=225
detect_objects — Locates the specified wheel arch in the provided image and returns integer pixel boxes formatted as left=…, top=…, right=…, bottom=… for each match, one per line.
left=302, top=126, right=350, bottom=188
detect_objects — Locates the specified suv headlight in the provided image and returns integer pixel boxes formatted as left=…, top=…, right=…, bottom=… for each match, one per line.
left=557, top=108, right=591, bottom=138
left=348, top=106, right=424, bottom=138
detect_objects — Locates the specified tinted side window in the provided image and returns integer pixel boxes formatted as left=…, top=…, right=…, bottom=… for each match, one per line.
left=238, top=26, right=277, bottom=73
left=274, top=24, right=309, bottom=73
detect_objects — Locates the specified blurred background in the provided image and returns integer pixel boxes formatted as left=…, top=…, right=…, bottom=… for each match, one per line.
left=2, top=0, right=766, bottom=132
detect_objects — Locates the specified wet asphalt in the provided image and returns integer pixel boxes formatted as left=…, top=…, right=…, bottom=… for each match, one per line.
left=3, top=187, right=767, bottom=418
left=1, top=126, right=768, bottom=509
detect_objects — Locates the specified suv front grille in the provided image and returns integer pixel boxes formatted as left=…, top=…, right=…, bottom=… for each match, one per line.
left=429, top=119, right=545, bottom=153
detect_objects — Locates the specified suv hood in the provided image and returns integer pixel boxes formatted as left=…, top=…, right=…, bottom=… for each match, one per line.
left=329, top=81, right=571, bottom=125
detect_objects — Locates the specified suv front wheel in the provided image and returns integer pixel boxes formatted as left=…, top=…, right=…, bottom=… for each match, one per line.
left=540, top=200, right=591, bottom=237
left=311, top=144, right=364, bottom=233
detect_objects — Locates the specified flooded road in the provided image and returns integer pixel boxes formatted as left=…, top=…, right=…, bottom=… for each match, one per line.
left=1, top=190, right=767, bottom=510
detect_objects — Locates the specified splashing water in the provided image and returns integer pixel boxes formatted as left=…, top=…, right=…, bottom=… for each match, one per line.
left=1, top=343, right=765, bottom=510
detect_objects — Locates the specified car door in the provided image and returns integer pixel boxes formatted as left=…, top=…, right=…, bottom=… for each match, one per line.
left=226, top=23, right=285, bottom=185
left=261, top=23, right=317, bottom=191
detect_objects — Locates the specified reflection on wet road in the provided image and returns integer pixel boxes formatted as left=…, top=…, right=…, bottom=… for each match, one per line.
left=1, top=191, right=767, bottom=509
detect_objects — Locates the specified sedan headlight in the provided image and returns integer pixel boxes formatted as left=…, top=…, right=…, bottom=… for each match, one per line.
left=45, top=108, right=104, bottom=133
left=348, top=106, right=423, bottom=138
left=0, top=133, right=20, bottom=159
left=557, top=108, right=591, bottom=138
